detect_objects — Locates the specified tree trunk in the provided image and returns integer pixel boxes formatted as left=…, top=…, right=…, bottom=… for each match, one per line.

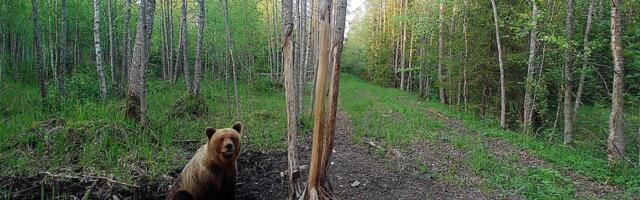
left=192, top=0, right=204, bottom=95
left=58, top=0, right=67, bottom=94
left=282, top=0, right=303, bottom=198
left=180, top=0, right=191, bottom=93
left=437, top=2, right=446, bottom=104
left=574, top=0, right=596, bottom=116
left=121, top=0, right=132, bottom=86
left=108, top=0, right=115, bottom=84
left=462, top=0, right=468, bottom=108
left=32, top=0, right=48, bottom=105
left=305, top=0, right=344, bottom=199
left=93, top=0, right=108, bottom=100
left=125, top=0, right=157, bottom=126
left=607, top=0, right=625, bottom=168
left=563, top=0, right=575, bottom=146
left=523, top=1, right=539, bottom=130
left=491, top=0, right=506, bottom=128
left=222, top=0, right=242, bottom=117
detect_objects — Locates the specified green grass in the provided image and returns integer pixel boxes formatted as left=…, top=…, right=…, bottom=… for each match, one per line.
left=338, top=74, right=640, bottom=199
left=0, top=74, right=288, bottom=186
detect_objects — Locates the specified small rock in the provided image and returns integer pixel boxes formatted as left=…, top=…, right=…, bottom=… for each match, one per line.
left=331, top=162, right=335, bottom=165
left=351, top=180, right=361, bottom=187
left=299, top=165, right=309, bottom=170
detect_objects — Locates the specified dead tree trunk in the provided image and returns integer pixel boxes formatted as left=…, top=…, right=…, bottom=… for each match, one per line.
left=523, top=1, right=539, bottom=130
left=192, top=0, right=204, bottom=95
left=574, top=0, right=596, bottom=116
left=93, top=0, right=108, bottom=100
left=607, top=0, right=625, bottom=168
left=437, top=2, right=446, bottom=104
left=491, top=0, right=507, bottom=128
left=563, top=0, right=575, bottom=146
left=222, top=0, right=242, bottom=117
left=282, top=0, right=303, bottom=198
left=32, top=0, right=48, bottom=105
left=305, top=0, right=344, bottom=199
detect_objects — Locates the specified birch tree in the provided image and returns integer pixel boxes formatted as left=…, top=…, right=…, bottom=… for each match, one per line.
left=574, top=0, right=596, bottom=115
left=222, top=0, right=241, bottom=116
left=192, top=0, right=204, bottom=95
left=179, top=0, right=191, bottom=92
left=437, top=2, right=446, bottom=104
left=607, top=0, right=625, bottom=168
left=32, top=0, right=48, bottom=105
left=58, top=0, right=67, bottom=94
left=523, top=0, right=539, bottom=130
left=563, top=0, right=575, bottom=146
left=490, top=0, right=507, bottom=128
left=93, top=0, right=108, bottom=100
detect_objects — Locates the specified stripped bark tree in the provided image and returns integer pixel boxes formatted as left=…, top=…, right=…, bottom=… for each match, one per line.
left=607, top=0, right=625, bottom=168
left=523, top=0, right=539, bottom=130
left=32, top=0, right=48, bottom=105
left=222, top=0, right=242, bottom=117
left=563, top=0, right=576, bottom=146
left=305, top=0, right=345, bottom=199
left=574, top=0, right=596, bottom=116
left=491, top=0, right=507, bottom=128
left=282, top=0, right=303, bottom=198
left=125, top=0, right=157, bottom=126
left=93, top=0, right=108, bottom=100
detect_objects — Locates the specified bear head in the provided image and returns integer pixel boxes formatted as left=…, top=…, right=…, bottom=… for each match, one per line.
left=205, top=122, right=242, bottom=165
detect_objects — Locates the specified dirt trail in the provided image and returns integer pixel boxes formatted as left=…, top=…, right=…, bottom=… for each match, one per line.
left=238, top=111, right=503, bottom=200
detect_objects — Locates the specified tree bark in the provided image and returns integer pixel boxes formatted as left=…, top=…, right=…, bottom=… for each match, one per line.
left=574, top=0, right=596, bottom=116
left=563, top=0, right=575, bottom=146
left=491, top=0, right=506, bottom=128
left=125, top=0, right=157, bottom=126
left=121, top=0, right=132, bottom=86
left=108, top=0, right=115, bottom=84
left=305, top=0, right=333, bottom=199
left=32, top=0, right=48, bottom=105
left=607, top=0, right=625, bottom=168
left=282, top=0, right=303, bottom=198
left=93, top=0, right=108, bottom=100
left=180, top=0, right=191, bottom=93
left=58, top=0, right=67, bottom=94
left=192, top=0, right=204, bottom=95
left=222, top=0, right=242, bottom=117
left=523, top=1, right=539, bottom=130
left=437, top=2, right=446, bottom=104
left=462, top=0, right=468, bottom=108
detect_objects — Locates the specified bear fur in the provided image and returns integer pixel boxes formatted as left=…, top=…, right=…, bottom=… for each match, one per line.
left=167, top=122, right=243, bottom=200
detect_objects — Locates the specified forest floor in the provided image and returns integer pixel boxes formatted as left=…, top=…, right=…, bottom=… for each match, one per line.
left=1, top=74, right=639, bottom=199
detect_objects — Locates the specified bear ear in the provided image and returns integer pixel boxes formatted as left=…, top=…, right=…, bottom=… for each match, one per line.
left=205, top=127, right=216, bottom=139
left=232, top=122, right=242, bottom=133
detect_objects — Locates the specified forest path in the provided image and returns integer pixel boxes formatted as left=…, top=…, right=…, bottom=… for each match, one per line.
left=423, top=108, right=622, bottom=199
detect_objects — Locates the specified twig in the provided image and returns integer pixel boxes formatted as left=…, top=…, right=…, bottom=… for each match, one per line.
left=364, top=138, right=385, bottom=151
left=39, top=171, right=139, bottom=188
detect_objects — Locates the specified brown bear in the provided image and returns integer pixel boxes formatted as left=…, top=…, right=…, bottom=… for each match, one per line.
left=167, top=122, right=243, bottom=200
